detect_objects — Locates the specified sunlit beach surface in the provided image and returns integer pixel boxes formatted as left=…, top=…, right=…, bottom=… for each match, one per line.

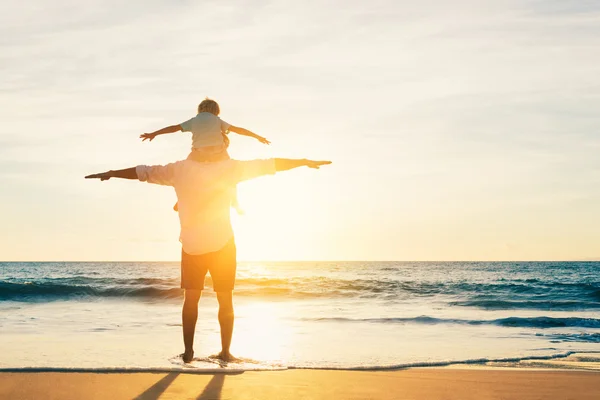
left=2, top=262, right=600, bottom=399
left=1, top=368, right=600, bottom=400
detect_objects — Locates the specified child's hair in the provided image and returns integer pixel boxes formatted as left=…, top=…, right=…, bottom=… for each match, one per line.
left=197, top=98, right=220, bottom=116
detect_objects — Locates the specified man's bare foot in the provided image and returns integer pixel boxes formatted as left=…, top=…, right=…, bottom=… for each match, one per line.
left=210, top=351, right=239, bottom=363
left=181, top=350, right=194, bottom=363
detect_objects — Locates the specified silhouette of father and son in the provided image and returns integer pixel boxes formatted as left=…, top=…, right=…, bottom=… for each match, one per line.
left=86, top=98, right=331, bottom=363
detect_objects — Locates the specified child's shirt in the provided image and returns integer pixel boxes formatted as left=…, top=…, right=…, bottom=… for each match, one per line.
left=180, top=112, right=231, bottom=150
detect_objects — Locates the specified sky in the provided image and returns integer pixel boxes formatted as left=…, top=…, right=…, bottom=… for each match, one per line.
left=1, top=0, right=599, bottom=261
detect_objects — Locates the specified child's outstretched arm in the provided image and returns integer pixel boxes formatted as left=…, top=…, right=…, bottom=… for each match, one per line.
left=140, top=125, right=182, bottom=142
left=228, top=126, right=271, bottom=145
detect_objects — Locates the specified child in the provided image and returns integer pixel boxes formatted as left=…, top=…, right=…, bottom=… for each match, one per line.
left=140, top=98, right=270, bottom=213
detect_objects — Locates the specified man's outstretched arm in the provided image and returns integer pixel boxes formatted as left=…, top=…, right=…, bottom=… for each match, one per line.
left=85, top=167, right=137, bottom=181
left=86, top=163, right=177, bottom=186
left=85, top=159, right=332, bottom=182
left=274, top=159, right=331, bottom=172
left=236, top=158, right=331, bottom=183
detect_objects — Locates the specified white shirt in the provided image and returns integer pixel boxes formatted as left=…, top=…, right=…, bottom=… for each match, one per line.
left=136, top=159, right=276, bottom=255
left=180, top=112, right=231, bottom=149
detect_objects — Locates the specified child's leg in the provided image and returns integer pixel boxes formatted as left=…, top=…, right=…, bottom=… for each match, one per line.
left=231, top=185, right=244, bottom=215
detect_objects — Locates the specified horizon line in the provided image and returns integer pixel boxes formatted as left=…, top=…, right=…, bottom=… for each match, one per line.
left=2, top=259, right=599, bottom=263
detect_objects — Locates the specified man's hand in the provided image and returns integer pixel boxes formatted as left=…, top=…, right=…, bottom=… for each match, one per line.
left=274, top=159, right=332, bottom=172
left=85, top=171, right=113, bottom=181
left=305, top=160, right=331, bottom=169
left=258, top=136, right=271, bottom=145
left=85, top=167, right=138, bottom=181
left=140, top=133, right=157, bottom=142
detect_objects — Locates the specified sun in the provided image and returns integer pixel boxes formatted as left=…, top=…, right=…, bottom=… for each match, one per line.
left=231, top=177, right=330, bottom=261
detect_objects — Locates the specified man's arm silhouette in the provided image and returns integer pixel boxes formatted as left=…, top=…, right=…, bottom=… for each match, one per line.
left=85, top=159, right=331, bottom=181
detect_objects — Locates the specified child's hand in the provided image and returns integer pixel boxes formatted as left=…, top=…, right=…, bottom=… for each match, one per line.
left=258, top=137, right=271, bottom=145
left=140, top=133, right=157, bottom=142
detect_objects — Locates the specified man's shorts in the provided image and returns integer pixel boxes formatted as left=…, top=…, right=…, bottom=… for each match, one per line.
left=181, top=240, right=237, bottom=292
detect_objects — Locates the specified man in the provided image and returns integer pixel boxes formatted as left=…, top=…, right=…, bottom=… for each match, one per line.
left=85, top=155, right=331, bottom=362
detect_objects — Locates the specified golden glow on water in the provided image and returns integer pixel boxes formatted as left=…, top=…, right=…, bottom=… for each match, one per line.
left=234, top=301, right=293, bottom=362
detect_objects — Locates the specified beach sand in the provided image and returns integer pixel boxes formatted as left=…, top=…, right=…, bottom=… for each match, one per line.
left=1, top=368, right=599, bottom=400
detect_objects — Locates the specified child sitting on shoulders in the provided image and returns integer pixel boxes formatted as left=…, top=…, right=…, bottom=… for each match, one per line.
left=140, top=98, right=270, bottom=213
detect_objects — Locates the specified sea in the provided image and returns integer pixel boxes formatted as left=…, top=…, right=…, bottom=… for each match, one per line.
left=1, top=261, right=599, bottom=371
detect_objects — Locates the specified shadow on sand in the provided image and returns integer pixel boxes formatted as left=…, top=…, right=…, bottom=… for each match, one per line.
left=196, top=374, right=226, bottom=400
left=134, top=372, right=236, bottom=400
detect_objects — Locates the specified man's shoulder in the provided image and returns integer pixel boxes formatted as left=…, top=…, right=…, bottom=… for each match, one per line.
left=185, top=159, right=238, bottom=173
left=181, top=158, right=273, bottom=171
left=193, top=159, right=271, bottom=173
left=138, top=159, right=188, bottom=171
left=166, top=159, right=274, bottom=183
left=233, top=159, right=276, bottom=181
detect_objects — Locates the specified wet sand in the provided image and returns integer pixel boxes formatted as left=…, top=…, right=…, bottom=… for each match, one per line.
left=1, top=368, right=599, bottom=400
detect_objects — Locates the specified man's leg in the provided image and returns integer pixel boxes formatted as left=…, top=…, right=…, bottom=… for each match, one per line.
left=182, top=289, right=201, bottom=362
left=215, top=290, right=236, bottom=361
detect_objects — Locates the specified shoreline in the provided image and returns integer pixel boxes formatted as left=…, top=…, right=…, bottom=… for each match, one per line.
left=1, top=350, right=598, bottom=374
left=0, top=365, right=599, bottom=374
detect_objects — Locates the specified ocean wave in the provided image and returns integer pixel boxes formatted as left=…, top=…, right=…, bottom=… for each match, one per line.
left=2, top=274, right=599, bottom=308
left=544, top=333, right=600, bottom=343
left=0, top=281, right=182, bottom=301
left=449, top=299, right=600, bottom=310
left=2, top=351, right=598, bottom=373
left=289, top=350, right=585, bottom=371
left=305, top=316, right=600, bottom=329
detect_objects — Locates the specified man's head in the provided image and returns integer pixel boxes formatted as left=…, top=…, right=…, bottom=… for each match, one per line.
left=198, top=98, right=220, bottom=116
